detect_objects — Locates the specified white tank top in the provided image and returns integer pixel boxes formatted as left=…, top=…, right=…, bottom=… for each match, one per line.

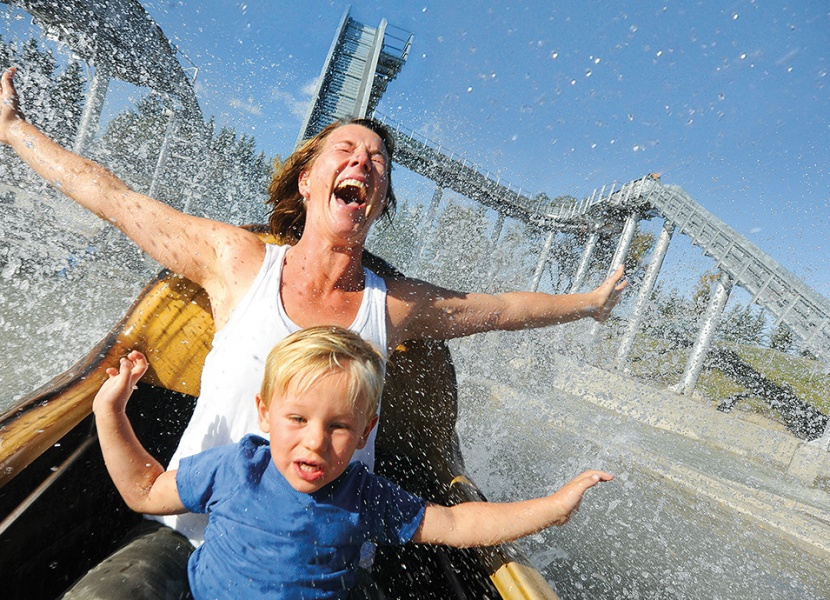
left=155, top=243, right=388, bottom=543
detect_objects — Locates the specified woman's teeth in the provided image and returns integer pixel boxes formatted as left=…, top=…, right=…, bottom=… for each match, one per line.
left=334, top=179, right=367, bottom=204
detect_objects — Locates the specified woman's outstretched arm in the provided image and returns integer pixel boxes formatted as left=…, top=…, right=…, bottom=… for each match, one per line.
left=388, top=265, right=627, bottom=344
left=0, top=67, right=264, bottom=313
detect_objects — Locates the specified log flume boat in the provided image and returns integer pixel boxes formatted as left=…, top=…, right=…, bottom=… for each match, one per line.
left=0, top=229, right=560, bottom=599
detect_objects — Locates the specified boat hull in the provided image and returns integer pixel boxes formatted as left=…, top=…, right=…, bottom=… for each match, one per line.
left=0, top=233, right=559, bottom=599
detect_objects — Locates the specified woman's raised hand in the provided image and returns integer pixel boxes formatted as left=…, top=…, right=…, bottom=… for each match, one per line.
left=591, top=264, right=627, bottom=323
left=0, top=68, right=25, bottom=145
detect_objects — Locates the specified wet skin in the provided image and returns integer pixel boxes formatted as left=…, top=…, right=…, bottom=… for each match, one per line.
left=256, top=370, right=378, bottom=494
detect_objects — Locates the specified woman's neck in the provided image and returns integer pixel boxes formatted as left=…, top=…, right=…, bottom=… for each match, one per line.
left=287, top=235, right=366, bottom=292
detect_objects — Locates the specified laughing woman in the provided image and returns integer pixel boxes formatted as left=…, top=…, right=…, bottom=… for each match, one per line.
left=1, top=67, right=625, bottom=598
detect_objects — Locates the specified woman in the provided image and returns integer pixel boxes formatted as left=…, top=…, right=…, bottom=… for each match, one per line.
left=1, top=67, right=625, bottom=596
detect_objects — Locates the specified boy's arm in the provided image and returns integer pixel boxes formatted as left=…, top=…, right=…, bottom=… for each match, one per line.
left=412, top=470, right=612, bottom=547
left=92, top=351, right=187, bottom=516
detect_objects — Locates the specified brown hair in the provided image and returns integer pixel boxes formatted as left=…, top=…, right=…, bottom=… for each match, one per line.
left=266, top=118, right=397, bottom=245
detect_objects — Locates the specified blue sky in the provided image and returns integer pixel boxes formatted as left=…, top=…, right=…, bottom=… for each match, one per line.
left=4, top=1, right=829, bottom=296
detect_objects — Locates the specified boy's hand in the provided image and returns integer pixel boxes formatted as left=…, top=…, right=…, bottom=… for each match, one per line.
left=92, top=351, right=148, bottom=415
left=0, top=68, right=26, bottom=145
left=552, top=469, right=614, bottom=524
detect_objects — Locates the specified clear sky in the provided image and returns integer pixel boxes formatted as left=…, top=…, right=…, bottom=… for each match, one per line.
left=4, top=1, right=829, bottom=296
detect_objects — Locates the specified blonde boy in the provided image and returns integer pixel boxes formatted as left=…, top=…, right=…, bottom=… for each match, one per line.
left=93, top=326, right=612, bottom=599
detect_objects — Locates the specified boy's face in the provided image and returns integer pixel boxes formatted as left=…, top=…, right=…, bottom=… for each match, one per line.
left=256, top=370, right=378, bottom=494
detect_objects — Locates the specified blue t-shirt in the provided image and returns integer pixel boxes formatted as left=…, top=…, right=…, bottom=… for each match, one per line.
left=177, top=435, right=426, bottom=599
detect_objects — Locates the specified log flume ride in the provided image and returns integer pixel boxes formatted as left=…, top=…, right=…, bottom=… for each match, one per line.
left=0, top=230, right=560, bottom=599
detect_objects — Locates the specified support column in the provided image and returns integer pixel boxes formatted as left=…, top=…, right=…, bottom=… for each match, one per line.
left=412, top=185, right=444, bottom=274
left=615, top=221, right=675, bottom=370
left=569, top=229, right=600, bottom=293
left=590, top=212, right=639, bottom=339
left=355, top=19, right=387, bottom=117
left=551, top=227, right=599, bottom=350
left=73, top=68, right=110, bottom=155
left=148, top=105, right=178, bottom=198
left=673, top=271, right=733, bottom=395
left=490, top=212, right=505, bottom=244
left=483, top=212, right=506, bottom=290
left=609, top=212, right=640, bottom=275
left=530, top=231, right=556, bottom=292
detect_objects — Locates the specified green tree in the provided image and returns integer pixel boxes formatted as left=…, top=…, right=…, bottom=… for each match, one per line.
left=769, top=322, right=794, bottom=353
left=692, top=270, right=720, bottom=315
left=642, top=282, right=695, bottom=346
left=420, top=197, right=491, bottom=290
left=17, top=39, right=58, bottom=137
left=99, top=93, right=169, bottom=186
left=720, top=304, right=765, bottom=344
left=488, top=220, right=546, bottom=292
left=367, top=197, right=424, bottom=274
left=0, top=34, right=14, bottom=70
left=98, top=93, right=273, bottom=223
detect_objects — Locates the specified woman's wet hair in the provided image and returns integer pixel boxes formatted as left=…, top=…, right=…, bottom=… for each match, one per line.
left=266, top=118, right=397, bottom=244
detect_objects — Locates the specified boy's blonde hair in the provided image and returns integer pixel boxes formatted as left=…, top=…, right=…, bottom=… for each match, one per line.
left=260, top=326, right=385, bottom=419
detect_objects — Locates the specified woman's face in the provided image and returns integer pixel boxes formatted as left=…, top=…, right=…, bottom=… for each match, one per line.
left=298, top=124, right=390, bottom=244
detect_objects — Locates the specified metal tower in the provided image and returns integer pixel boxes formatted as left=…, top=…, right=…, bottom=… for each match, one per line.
left=295, top=7, right=412, bottom=146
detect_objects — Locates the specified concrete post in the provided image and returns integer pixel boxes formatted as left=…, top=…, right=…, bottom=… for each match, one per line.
left=483, top=212, right=506, bottom=290
left=616, top=220, right=675, bottom=370
left=148, top=105, right=178, bottom=199
left=355, top=19, right=387, bottom=118
left=609, top=212, right=640, bottom=276
left=550, top=228, right=600, bottom=350
left=590, top=212, right=639, bottom=339
left=530, top=231, right=556, bottom=292
left=412, top=185, right=444, bottom=273
left=569, top=229, right=600, bottom=293
left=73, top=68, right=110, bottom=155
left=674, top=271, right=733, bottom=395
left=490, top=212, right=505, bottom=244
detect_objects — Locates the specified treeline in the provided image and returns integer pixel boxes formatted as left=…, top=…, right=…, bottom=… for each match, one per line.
left=369, top=188, right=801, bottom=357
left=0, top=35, right=273, bottom=226
left=644, top=272, right=803, bottom=355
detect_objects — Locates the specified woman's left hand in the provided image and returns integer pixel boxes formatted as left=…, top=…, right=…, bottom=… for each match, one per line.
left=590, top=265, right=627, bottom=322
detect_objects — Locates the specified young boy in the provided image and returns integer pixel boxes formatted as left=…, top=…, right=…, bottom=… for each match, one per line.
left=93, top=326, right=613, bottom=599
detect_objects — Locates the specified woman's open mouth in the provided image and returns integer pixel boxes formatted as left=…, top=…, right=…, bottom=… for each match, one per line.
left=333, top=179, right=368, bottom=206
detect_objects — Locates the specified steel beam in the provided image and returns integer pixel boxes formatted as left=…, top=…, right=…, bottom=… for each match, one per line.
left=148, top=105, right=177, bottom=199
left=530, top=231, right=556, bottom=292
left=616, top=220, right=675, bottom=370
left=674, top=271, right=733, bottom=395
left=72, top=68, right=109, bottom=155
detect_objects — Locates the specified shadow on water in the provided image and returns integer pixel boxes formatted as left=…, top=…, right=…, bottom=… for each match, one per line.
left=450, top=332, right=830, bottom=600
